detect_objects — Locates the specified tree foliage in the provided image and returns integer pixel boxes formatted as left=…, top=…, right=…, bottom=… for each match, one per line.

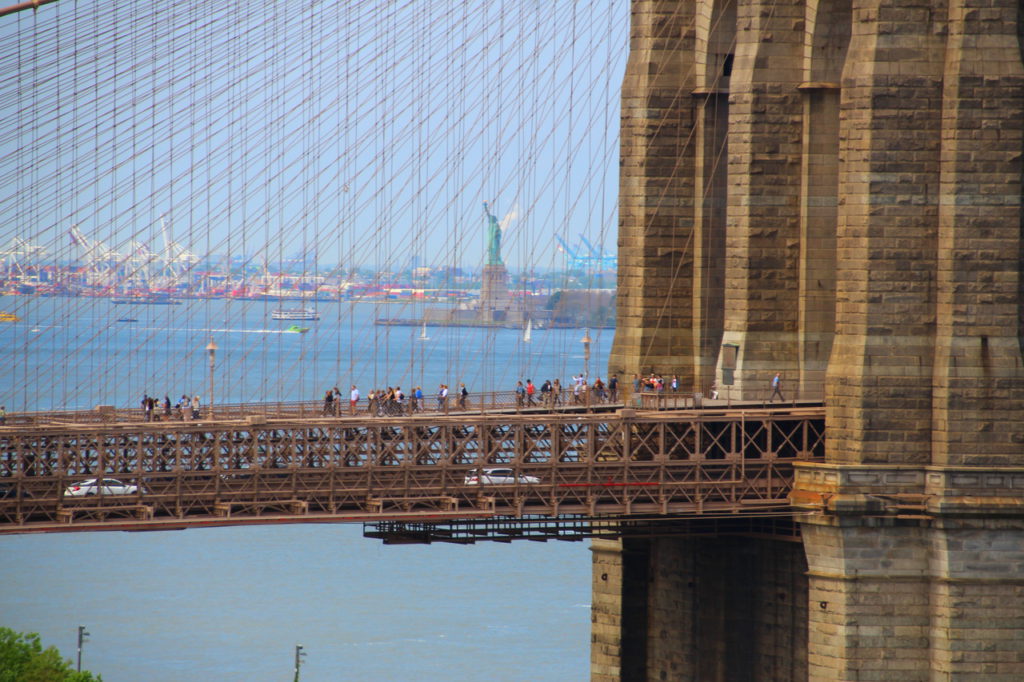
left=0, top=628, right=101, bottom=682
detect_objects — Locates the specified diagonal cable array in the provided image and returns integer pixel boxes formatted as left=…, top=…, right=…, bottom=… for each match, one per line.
left=0, top=0, right=628, bottom=411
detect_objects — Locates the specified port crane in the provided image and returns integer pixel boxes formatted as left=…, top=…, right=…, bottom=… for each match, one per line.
left=0, top=238, right=47, bottom=278
left=67, top=224, right=122, bottom=289
left=555, top=234, right=617, bottom=271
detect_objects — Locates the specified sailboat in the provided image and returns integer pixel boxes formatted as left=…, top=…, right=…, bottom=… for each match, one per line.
left=418, top=322, right=429, bottom=341
left=523, top=319, right=532, bottom=343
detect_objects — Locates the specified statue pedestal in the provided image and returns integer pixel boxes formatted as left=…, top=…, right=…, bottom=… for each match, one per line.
left=479, top=264, right=511, bottom=322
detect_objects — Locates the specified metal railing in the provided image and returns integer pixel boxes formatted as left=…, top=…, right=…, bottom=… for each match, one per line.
left=0, top=388, right=628, bottom=427
left=0, top=406, right=826, bottom=534
left=1, top=376, right=824, bottom=428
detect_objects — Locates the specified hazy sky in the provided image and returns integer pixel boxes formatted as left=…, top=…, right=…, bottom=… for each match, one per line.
left=1, top=1, right=628, bottom=274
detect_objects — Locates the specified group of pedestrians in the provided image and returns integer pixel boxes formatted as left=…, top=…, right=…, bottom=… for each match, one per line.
left=431, top=383, right=468, bottom=410
left=514, top=374, right=620, bottom=407
left=314, top=369, right=789, bottom=420
left=628, top=371, right=787, bottom=402
left=322, top=373, right=620, bottom=419
left=321, top=384, right=435, bottom=416
left=631, top=373, right=681, bottom=394
left=141, top=370, right=789, bottom=426
left=141, top=393, right=203, bottom=421
left=321, top=387, right=343, bottom=415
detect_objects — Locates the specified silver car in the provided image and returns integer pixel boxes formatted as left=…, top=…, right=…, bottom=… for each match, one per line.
left=464, top=468, right=540, bottom=485
left=64, top=478, right=140, bottom=497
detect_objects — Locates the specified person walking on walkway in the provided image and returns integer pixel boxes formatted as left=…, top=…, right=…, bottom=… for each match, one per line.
left=349, top=385, right=360, bottom=415
left=770, top=373, right=785, bottom=402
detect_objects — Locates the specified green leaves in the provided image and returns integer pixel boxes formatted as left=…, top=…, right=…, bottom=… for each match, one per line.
left=0, top=628, right=101, bottom=682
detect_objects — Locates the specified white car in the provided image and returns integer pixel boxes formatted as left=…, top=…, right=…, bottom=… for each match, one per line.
left=64, top=478, right=140, bottom=497
left=464, top=468, right=540, bottom=485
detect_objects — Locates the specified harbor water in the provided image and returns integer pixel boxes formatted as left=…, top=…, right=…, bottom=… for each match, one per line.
left=2, top=525, right=591, bottom=681
left=0, top=297, right=611, bottom=680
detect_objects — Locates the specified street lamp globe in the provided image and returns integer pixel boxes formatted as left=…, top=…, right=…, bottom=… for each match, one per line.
left=205, top=338, right=218, bottom=417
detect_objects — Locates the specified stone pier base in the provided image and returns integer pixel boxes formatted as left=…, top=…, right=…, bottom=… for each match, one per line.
left=794, top=463, right=1024, bottom=681
left=591, top=534, right=807, bottom=681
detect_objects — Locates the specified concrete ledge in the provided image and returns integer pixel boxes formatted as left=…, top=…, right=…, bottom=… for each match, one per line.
left=928, top=496, right=1024, bottom=517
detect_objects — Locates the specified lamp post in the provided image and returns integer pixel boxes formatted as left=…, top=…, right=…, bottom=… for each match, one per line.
left=76, top=625, right=89, bottom=672
left=206, top=338, right=218, bottom=419
left=293, top=644, right=306, bottom=682
left=581, top=329, right=592, bottom=381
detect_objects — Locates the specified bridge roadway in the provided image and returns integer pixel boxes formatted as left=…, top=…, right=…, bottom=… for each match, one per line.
left=0, top=401, right=825, bottom=539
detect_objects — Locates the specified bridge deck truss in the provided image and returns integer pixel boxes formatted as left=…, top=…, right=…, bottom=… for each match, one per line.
left=0, top=407, right=825, bottom=535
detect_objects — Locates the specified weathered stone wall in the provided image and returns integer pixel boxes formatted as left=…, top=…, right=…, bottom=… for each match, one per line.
left=931, top=0, right=1024, bottom=467
left=591, top=538, right=650, bottom=682
left=691, top=0, right=735, bottom=389
left=826, top=0, right=946, bottom=465
left=803, top=2, right=1024, bottom=674
left=591, top=535, right=808, bottom=681
left=609, top=1, right=703, bottom=390
left=716, top=0, right=806, bottom=398
left=824, top=0, right=1024, bottom=464
left=797, top=0, right=849, bottom=399
left=795, top=465, right=1024, bottom=680
left=611, top=0, right=849, bottom=402
left=606, top=0, right=1024, bottom=679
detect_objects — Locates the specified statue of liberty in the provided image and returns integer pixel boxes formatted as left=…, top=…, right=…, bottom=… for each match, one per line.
left=483, top=202, right=503, bottom=266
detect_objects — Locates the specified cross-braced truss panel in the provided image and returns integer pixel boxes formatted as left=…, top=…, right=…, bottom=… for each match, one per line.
left=0, top=408, right=825, bottom=532
left=663, top=422, right=696, bottom=460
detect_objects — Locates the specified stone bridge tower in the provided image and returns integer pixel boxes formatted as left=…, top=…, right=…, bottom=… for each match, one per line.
left=601, top=1, right=1024, bottom=680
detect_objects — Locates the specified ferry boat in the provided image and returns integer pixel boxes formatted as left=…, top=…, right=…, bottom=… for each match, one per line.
left=0, top=312, right=19, bottom=322
left=271, top=307, right=320, bottom=321
left=111, top=294, right=180, bottom=305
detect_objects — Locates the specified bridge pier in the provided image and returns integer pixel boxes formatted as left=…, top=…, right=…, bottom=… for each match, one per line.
left=606, top=0, right=1024, bottom=677
left=591, top=533, right=808, bottom=681
left=795, top=464, right=1024, bottom=680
